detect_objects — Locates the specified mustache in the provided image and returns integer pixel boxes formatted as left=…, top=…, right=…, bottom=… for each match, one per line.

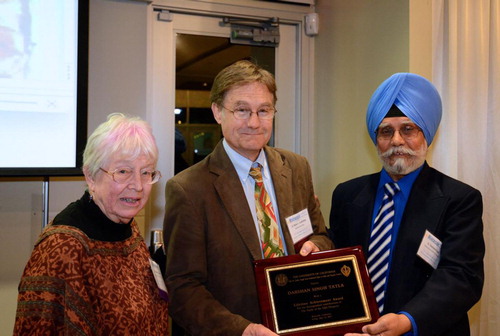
left=380, top=146, right=416, bottom=158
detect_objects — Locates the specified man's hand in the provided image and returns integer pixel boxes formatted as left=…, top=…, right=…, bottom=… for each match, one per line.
left=300, top=240, right=320, bottom=256
left=242, top=323, right=278, bottom=336
left=344, top=313, right=412, bottom=336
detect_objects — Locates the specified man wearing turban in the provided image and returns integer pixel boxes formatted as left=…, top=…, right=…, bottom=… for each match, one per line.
left=329, top=73, right=484, bottom=336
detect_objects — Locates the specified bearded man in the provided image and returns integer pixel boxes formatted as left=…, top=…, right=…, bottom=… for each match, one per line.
left=329, top=73, right=484, bottom=336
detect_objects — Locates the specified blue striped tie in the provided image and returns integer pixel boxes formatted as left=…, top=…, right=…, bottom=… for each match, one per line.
left=367, top=182, right=400, bottom=313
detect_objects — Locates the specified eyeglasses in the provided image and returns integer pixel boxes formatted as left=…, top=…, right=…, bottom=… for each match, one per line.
left=376, top=124, right=422, bottom=141
left=99, top=167, right=162, bottom=185
left=222, top=105, right=277, bottom=120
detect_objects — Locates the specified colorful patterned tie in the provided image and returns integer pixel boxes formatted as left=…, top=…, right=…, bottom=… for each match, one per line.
left=367, top=182, right=400, bottom=313
left=249, top=165, right=285, bottom=258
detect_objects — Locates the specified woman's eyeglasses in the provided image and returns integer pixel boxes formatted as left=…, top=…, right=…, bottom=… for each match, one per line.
left=99, top=167, right=161, bottom=185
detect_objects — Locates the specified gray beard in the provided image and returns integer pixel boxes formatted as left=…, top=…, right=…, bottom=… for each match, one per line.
left=383, top=157, right=418, bottom=176
left=378, top=145, right=427, bottom=177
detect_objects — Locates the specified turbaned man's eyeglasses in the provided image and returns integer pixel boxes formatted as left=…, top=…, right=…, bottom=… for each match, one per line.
left=376, top=124, right=422, bottom=141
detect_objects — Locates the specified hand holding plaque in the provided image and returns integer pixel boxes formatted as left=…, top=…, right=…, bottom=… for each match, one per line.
left=253, top=246, right=379, bottom=335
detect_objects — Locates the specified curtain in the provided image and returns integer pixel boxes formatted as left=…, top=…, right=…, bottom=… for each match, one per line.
left=431, top=0, right=500, bottom=334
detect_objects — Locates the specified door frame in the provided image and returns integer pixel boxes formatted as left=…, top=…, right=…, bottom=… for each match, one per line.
left=146, top=0, right=317, bottom=229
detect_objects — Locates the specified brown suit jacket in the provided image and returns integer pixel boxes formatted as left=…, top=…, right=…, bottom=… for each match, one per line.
left=163, top=141, right=333, bottom=336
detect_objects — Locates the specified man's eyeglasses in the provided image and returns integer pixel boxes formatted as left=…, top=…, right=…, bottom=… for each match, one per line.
left=222, top=105, right=277, bottom=120
left=99, top=167, right=162, bottom=185
left=376, top=124, right=422, bottom=141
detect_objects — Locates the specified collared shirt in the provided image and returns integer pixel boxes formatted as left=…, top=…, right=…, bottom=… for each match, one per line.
left=372, top=164, right=424, bottom=336
left=372, top=165, right=423, bottom=252
left=222, top=139, right=288, bottom=257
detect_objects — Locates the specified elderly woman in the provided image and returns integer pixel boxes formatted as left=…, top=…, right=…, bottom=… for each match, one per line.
left=13, top=113, right=169, bottom=335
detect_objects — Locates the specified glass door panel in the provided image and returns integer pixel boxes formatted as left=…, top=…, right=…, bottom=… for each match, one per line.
left=174, top=33, right=275, bottom=173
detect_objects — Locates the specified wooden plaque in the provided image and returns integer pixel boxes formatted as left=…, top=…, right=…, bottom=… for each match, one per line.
left=253, top=246, right=379, bottom=335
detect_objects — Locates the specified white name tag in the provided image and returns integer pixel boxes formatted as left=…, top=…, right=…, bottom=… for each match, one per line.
left=417, top=230, right=442, bottom=269
left=149, top=258, right=169, bottom=301
left=286, top=208, right=314, bottom=244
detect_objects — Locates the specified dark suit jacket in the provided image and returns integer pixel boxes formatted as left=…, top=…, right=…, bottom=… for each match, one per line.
left=164, top=141, right=333, bottom=336
left=329, top=162, right=484, bottom=336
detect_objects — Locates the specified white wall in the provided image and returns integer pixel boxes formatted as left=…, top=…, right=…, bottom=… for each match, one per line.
left=314, top=0, right=410, bottom=220
left=0, top=0, right=149, bottom=333
left=88, top=0, right=148, bottom=132
left=0, top=180, right=44, bottom=333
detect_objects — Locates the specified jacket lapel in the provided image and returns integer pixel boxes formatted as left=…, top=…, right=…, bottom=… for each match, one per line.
left=209, top=142, right=263, bottom=260
left=351, top=174, right=379, bottom=254
left=393, top=163, right=447, bottom=260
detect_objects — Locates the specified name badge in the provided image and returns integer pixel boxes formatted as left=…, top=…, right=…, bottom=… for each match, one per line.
left=149, top=258, right=169, bottom=301
left=286, top=208, right=313, bottom=245
left=417, top=230, right=442, bottom=269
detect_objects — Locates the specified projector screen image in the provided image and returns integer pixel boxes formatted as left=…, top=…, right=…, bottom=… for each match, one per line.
left=0, top=0, right=88, bottom=176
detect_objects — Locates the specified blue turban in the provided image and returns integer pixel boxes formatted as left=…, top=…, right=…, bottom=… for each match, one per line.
left=366, top=73, right=442, bottom=145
